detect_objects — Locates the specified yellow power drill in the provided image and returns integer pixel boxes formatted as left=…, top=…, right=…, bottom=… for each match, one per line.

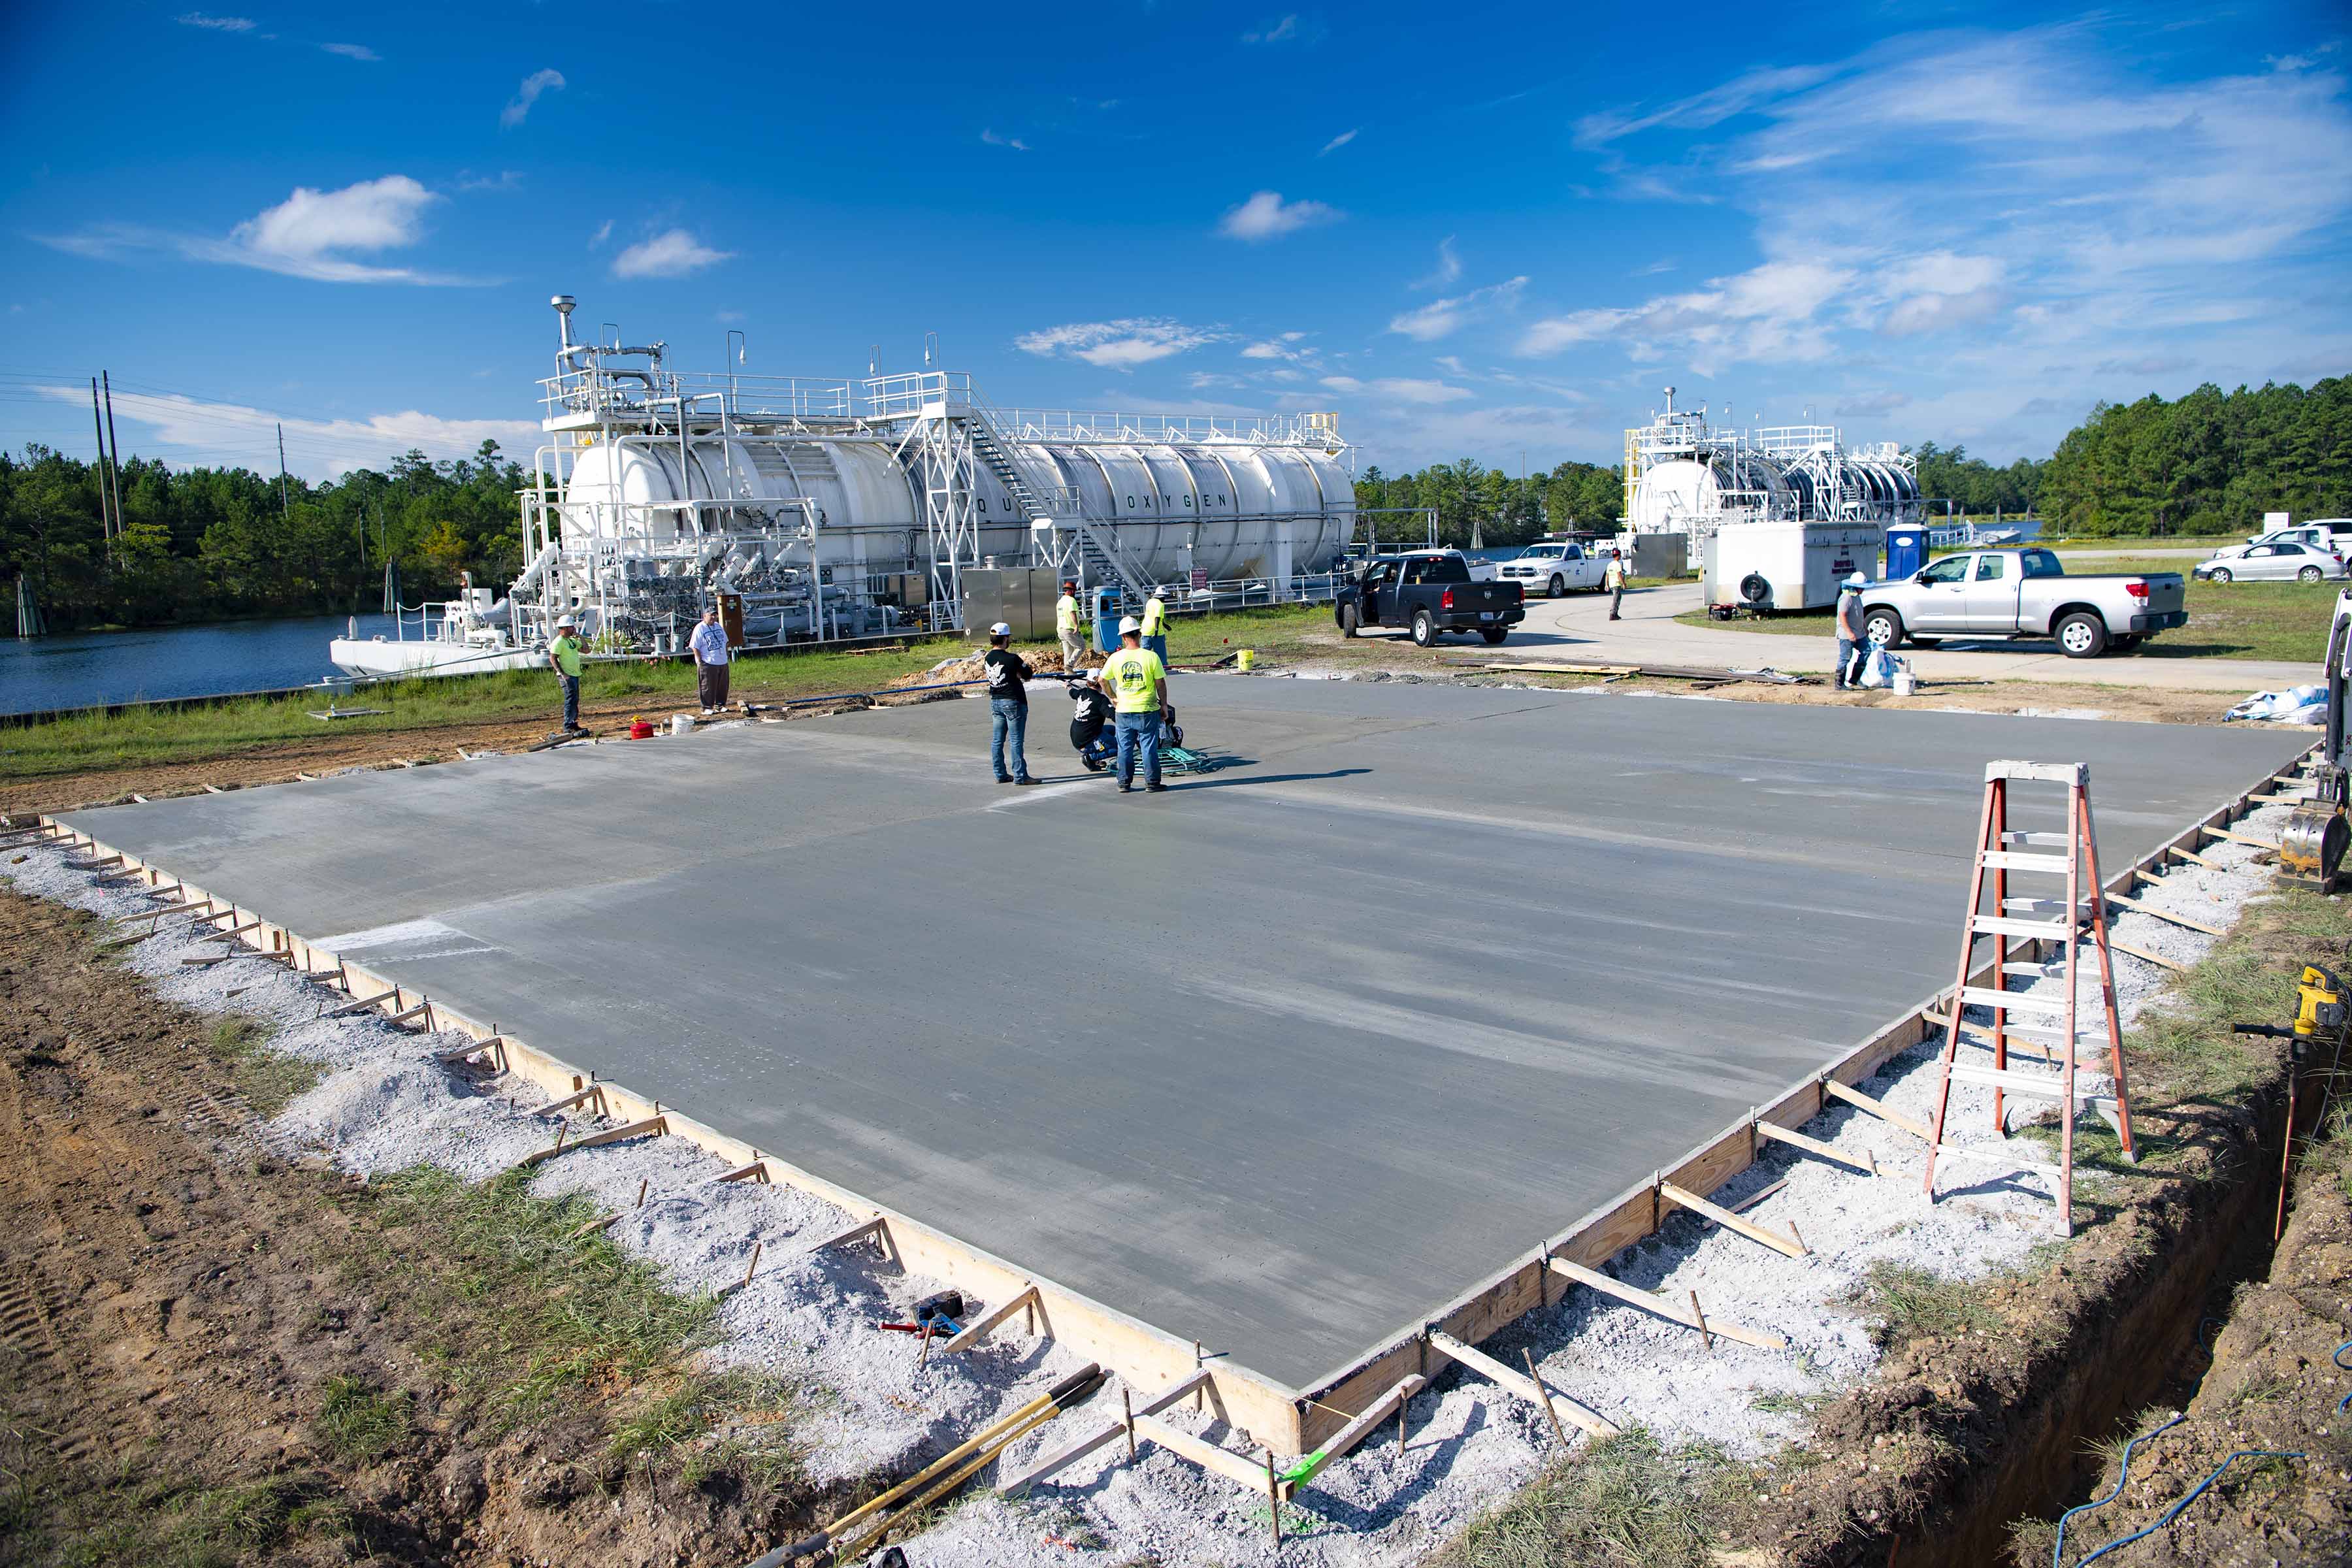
left=2233, top=964, right=2347, bottom=1239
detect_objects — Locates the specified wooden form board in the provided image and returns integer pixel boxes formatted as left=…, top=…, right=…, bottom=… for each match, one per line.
left=37, top=746, right=2308, bottom=1460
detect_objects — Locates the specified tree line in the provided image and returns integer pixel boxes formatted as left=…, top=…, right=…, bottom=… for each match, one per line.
left=0, top=442, right=527, bottom=632
left=4, top=374, right=2343, bottom=629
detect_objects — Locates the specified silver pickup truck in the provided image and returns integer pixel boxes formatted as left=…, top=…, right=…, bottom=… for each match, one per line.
left=1859, top=547, right=2187, bottom=658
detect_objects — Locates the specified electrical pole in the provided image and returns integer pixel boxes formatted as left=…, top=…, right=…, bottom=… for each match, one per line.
left=277, top=423, right=291, bottom=516
left=101, top=371, right=125, bottom=545
left=90, top=378, right=114, bottom=556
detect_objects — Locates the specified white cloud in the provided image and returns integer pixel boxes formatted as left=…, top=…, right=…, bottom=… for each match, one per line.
left=176, top=12, right=255, bottom=29
left=612, top=228, right=734, bottom=279
left=1416, top=236, right=1462, bottom=289
left=1017, top=319, right=1228, bottom=369
left=1217, top=190, right=1343, bottom=242
left=1318, top=128, right=1358, bottom=155
left=456, top=169, right=523, bottom=193
left=1243, top=14, right=1321, bottom=44
left=1388, top=276, right=1527, bottom=342
left=1318, top=376, right=1363, bottom=393
left=981, top=129, right=1031, bottom=152
left=1433, top=355, right=1469, bottom=376
left=501, top=67, right=566, bottom=128
left=1366, top=378, right=1472, bottom=404
left=1240, top=331, right=1310, bottom=360
left=38, top=176, right=476, bottom=286
left=588, top=218, right=613, bottom=248
left=321, top=42, right=380, bottom=61
left=35, top=384, right=537, bottom=481
left=1518, top=259, right=1852, bottom=372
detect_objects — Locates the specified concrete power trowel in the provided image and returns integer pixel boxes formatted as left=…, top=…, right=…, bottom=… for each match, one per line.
left=2279, top=589, right=2352, bottom=892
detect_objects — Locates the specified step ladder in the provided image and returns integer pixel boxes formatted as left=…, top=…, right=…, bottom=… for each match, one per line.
left=1922, top=760, right=2137, bottom=1235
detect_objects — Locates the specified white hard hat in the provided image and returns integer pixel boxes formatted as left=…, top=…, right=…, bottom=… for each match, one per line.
left=1118, top=615, right=1142, bottom=635
left=988, top=621, right=1012, bottom=637
left=555, top=615, right=576, bottom=629
left=1844, top=572, right=1867, bottom=588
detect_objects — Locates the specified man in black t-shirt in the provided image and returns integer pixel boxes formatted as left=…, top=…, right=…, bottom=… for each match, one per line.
left=1068, top=674, right=1114, bottom=771
left=983, top=622, right=1039, bottom=785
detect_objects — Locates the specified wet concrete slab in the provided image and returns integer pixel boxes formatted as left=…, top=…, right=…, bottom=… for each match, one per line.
left=61, top=678, right=2310, bottom=1388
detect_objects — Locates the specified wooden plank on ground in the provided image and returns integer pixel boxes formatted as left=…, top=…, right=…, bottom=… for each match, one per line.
left=1426, top=1331, right=1617, bottom=1437
left=1000, top=1370, right=1213, bottom=1496
left=1754, top=1119, right=1880, bottom=1177
left=328, top=988, right=401, bottom=1019
left=1543, top=1256, right=1787, bottom=1350
left=2104, top=890, right=2227, bottom=936
left=1659, top=1181, right=1809, bottom=1258
left=1820, top=1075, right=1933, bottom=1142
left=808, top=1216, right=889, bottom=1254
left=2109, top=938, right=2187, bottom=973
left=939, top=1285, right=1041, bottom=1354
left=2201, top=825, right=2279, bottom=850
left=514, top=1115, right=667, bottom=1168
left=1281, top=1374, right=1428, bottom=1494
left=1130, top=1414, right=1268, bottom=1492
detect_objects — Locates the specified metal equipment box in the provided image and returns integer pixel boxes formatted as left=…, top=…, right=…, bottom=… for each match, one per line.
left=1707, top=523, right=1885, bottom=612
left=961, top=568, right=1060, bottom=640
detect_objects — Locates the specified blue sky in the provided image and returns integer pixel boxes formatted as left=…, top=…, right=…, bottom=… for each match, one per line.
left=4, top=2, right=2348, bottom=481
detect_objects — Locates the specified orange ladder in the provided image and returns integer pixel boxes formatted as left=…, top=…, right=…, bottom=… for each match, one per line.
left=1923, top=760, right=2136, bottom=1235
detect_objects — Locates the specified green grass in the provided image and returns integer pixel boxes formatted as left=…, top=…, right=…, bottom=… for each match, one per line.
left=312, top=1375, right=413, bottom=1463
left=1435, top=1428, right=1744, bottom=1568
left=333, top=1166, right=721, bottom=1424
left=1854, top=1262, right=1998, bottom=1348
left=1, top=1467, right=353, bottom=1568
left=1674, top=551, right=2336, bottom=662
left=606, top=1371, right=804, bottom=1495
left=203, top=1015, right=321, bottom=1117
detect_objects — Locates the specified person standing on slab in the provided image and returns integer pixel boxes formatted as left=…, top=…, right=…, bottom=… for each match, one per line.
left=1834, top=572, right=1869, bottom=690
left=1055, top=579, right=1085, bottom=672
left=984, top=622, right=1039, bottom=785
left=689, top=606, right=732, bottom=713
left=1605, top=549, right=1626, bottom=620
left=1098, top=615, right=1168, bottom=794
left=549, top=615, right=585, bottom=733
left=1139, top=585, right=1169, bottom=667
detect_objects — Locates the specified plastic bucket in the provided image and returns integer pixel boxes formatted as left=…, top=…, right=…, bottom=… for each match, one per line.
left=672, top=713, right=695, bottom=736
left=1892, top=670, right=1918, bottom=696
left=1237, top=649, right=1255, bottom=672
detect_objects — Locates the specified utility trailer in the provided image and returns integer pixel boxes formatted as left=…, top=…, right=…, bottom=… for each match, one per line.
left=1706, top=522, right=1884, bottom=615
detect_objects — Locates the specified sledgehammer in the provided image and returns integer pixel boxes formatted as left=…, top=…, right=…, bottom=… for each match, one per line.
left=743, top=1364, right=1107, bottom=1567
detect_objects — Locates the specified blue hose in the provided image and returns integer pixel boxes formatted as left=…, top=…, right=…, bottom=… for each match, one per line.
left=2336, top=1337, right=2352, bottom=1413
left=2051, top=1413, right=2183, bottom=1566
left=2069, top=1449, right=2306, bottom=1565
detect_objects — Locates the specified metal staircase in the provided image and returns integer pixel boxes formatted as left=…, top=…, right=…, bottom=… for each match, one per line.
left=960, top=390, right=1152, bottom=608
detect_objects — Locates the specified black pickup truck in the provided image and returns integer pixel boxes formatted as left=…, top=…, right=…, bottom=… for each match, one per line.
left=1334, top=552, right=1526, bottom=647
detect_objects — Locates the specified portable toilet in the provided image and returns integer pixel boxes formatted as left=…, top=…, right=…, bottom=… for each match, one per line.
left=1092, top=586, right=1123, bottom=654
left=1884, top=526, right=1927, bottom=580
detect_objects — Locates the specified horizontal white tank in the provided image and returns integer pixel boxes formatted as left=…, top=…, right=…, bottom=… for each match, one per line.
left=559, top=434, right=1353, bottom=584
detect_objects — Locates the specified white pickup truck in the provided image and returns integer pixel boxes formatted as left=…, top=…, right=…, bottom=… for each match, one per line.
left=1495, top=542, right=1609, bottom=597
left=1858, top=547, right=2187, bottom=658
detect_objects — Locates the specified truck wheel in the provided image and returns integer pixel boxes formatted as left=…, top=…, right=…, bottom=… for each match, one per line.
left=1863, top=608, right=1904, bottom=648
left=1340, top=603, right=1360, bottom=637
left=1480, top=627, right=1509, bottom=645
left=1548, top=574, right=1565, bottom=598
left=2299, top=565, right=2325, bottom=583
left=1411, top=609, right=1437, bottom=648
left=2055, top=612, right=2108, bottom=658
left=2206, top=566, right=2232, bottom=584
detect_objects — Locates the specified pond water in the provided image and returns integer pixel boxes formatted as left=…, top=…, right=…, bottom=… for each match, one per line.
left=1, top=613, right=400, bottom=717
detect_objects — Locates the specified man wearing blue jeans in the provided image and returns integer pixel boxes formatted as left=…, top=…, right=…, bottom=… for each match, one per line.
left=1833, top=572, right=1868, bottom=690
left=1098, top=615, right=1169, bottom=794
left=983, top=622, right=1039, bottom=785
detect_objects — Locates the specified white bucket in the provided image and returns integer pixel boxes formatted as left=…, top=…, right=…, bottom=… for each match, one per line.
left=1892, top=670, right=1918, bottom=696
left=672, top=713, right=695, bottom=736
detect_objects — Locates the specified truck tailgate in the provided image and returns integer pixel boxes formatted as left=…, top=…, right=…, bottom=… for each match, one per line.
left=2136, top=574, right=2186, bottom=616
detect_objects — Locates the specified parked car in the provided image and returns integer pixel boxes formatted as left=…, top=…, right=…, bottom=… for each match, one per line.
left=2226, top=523, right=2352, bottom=558
left=1496, top=541, right=1608, bottom=597
left=2194, top=542, right=2351, bottom=584
left=1859, top=547, right=2187, bottom=658
left=1335, top=552, right=1525, bottom=646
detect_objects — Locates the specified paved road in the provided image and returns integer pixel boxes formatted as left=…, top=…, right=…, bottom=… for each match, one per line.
left=1459, top=580, right=2315, bottom=693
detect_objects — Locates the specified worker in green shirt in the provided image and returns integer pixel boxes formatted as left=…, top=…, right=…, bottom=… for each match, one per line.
left=1098, top=615, right=1169, bottom=794
left=549, top=615, right=585, bottom=733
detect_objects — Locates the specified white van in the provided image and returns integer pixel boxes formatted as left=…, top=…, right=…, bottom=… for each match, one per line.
left=2239, top=520, right=2352, bottom=557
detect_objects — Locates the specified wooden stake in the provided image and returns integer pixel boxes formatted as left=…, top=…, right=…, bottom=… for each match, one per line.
left=634, top=1177, right=648, bottom=1209
left=1123, top=1390, right=1136, bottom=1460
left=1264, top=1450, right=1282, bottom=1545
left=1520, top=1347, right=1573, bottom=1450
left=739, top=1240, right=763, bottom=1292
left=1689, top=1290, right=1712, bottom=1351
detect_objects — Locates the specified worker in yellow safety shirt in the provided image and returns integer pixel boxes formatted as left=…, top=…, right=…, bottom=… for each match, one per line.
left=1055, top=578, right=1084, bottom=671
left=1139, top=586, right=1169, bottom=668
left=549, top=615, right=585, bottom=733
left=1098, top=616, right=1168, bottom=794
